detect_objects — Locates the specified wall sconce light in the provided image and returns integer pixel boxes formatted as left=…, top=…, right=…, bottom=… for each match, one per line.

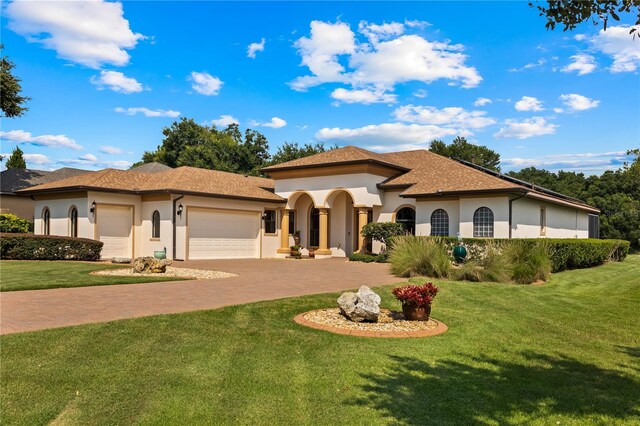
left=177, top=204, right=183, bottom=217
left=90, top=201, right=97, bottom=215
left=261, top=213, right=267, bottom=221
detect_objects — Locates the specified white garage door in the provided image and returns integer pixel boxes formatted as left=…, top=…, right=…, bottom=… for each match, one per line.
left=97, top=205, right=133, bottom=259
left=188, top=209, right=260, bottom=259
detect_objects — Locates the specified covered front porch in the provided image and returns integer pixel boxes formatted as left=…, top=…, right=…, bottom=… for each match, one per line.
left=276, top=189, right=375, bottom=259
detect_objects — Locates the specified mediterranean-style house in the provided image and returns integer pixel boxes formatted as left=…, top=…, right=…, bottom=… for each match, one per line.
left=19, top=146, right=600, bottom=260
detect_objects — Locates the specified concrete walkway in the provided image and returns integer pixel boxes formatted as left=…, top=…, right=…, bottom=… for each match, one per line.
left=0, top=258, right=399, bottom=335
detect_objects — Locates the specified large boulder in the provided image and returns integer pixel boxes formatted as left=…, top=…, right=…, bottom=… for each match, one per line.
left=337, top=285, right=381, bottom=322
left=133, top=256, right=172, bottom=273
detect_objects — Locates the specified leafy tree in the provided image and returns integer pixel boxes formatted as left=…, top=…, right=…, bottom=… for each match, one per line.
left=141, top=118, right=271, bottom=176
left=429, top=137, right=501, bottom=172
left=361, top=222, right=407, bottom=250
left=5, top=146, right=27, bottom=169
left=269, top=142, right=333, bottom=165
left=530, top=0, right=640, bottom=34
left=0, top=45, right=30, bottom=117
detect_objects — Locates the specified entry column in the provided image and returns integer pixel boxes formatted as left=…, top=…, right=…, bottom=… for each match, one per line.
left=277, top=209, right=290, bottom=255
left=357, top=208, right=369, bottom=252
left=316, top=208, right=332, bottom=257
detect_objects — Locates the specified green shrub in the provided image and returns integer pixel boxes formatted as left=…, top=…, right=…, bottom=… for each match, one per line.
left=427, top=236, right=628, bottom=272
left=348, top=252, right=387, bottom=263
left=389, top=236, right=451, bottom=278
left=361, top=222, right=406, bottom=250
left=0, top=214, right=33, bottom=233
left=451, top=242, right=511, bottom=282
left=0, top=233, right=103, bottom=261
left=506, top=241, right=552, bottom=284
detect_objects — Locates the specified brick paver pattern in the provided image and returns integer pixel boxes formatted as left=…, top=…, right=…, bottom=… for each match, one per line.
left=0, top=258, right=399, bottom=335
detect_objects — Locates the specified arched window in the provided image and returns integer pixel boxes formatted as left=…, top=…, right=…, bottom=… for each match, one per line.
left=430, top=209, right=449, bottom=236
left=473, top=207, right=494, bottom=237
left=43, top=207, right=50, bottom=235
left=396, top=207, right=416, bottom=235
left=69, top=206, right=78, bottom=237
left=152, top=210, right=161, bottom=238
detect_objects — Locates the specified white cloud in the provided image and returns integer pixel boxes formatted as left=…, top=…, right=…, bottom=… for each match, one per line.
left=90, top=70, right=144, bottom=93
left=502, top=151, right=631, bottom=173
left=393, top=105, right=496, bottom=129
left=413, top=89, right=428, bottom=98
left=210, top=114, right=239, bottom=127
left=514, top=96, right=544, bottom=112
left=559, top=93, right=600, bottom=111
left=188, top=71, right=223, bottom=95
left=574, top=34, right=587, bottom=41
left=474, top=97, right=492, bottom=107
left=316, top=122, right=458, bottom=151
left=508, top=58, right=546, bottom=72
left=6, top=0, right=144, bottom=68
left=0, top=129, right=83, bottom=150
left=404, top=19, right=432, bottom=29
left=79, top=153, right=98, bottom=162
left=24, top=153, right=52, bottom=165
left=247, top=38, right=265, bottom=58
left=100, top=145, right=123, bottom=155
left=250, top=117, right=287, bottom=128
left=331, top=88, right=397, bottom=104
left=561, top=54, right=597, bottom=75
left=494, top=117, right=558, bottom=139
left=590, top=25, right=640, bottom=72
left=290, top=20, right=481, bottom=96
left=553, top=107, right=564, bottom=113
left=358, top=21, right=405, bottom=44
left=114, top=107, right=180, bottom=117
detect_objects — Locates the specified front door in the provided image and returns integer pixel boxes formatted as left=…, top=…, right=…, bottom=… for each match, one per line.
left=309, top=208, right=320, bottom=247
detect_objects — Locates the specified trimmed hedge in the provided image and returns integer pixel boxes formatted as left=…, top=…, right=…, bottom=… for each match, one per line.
left=0, top=233, right=103, bottom=261
left=0, top=214, right=33, bottom=233
left=409, top=237, right=629, bottom=272
left=348, top=252, right=387, bottom=263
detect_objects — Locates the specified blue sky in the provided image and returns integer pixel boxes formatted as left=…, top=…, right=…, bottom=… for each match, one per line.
left=1, top=1, right=639, bottom=174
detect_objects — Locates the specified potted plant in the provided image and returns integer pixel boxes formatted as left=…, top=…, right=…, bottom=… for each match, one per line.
left=392, top=282, right=439, bottom=321
left=308, top=247, right=315, bottom=258
left=290, top=244, right=302, bottom=258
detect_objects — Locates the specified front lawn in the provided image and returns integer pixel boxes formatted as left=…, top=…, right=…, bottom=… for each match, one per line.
left=1, top=256, right=639, bottom=425
left=0, top=261, right=185, bottom=292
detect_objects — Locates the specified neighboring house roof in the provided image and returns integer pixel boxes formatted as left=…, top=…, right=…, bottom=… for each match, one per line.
left=130, top=162, right=173, bottom=173
left=0, top=167, right=90, bottom=195
left=18, top=166, right=283, bottom=203
left=261, top=146, right=409, bottom=172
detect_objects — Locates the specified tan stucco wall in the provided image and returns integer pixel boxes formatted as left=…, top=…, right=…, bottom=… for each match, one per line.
left=511, top=197, right=589, bottom=238
left=0, top=195, right=35, bottom=220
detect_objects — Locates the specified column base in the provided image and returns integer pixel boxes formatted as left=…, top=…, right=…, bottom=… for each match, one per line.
left=277, top=248, right=291, bottom=254
left=314, top=254, right=333, bottom=259
left=315, top=249, right=332, bottom=256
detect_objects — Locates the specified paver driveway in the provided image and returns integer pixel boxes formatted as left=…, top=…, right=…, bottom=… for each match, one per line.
left=0, top=258, right=399, bottom=335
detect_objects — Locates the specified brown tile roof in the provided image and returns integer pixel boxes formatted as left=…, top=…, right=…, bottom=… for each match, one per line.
left=378, top=150, right=520, bottom=195
left=19, top=166, right=283, bottom=202
left=261, top=146, right=409, bottom=172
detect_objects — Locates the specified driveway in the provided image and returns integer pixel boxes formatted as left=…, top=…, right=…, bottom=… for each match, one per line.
left=0, top=258, right=399, bottom=335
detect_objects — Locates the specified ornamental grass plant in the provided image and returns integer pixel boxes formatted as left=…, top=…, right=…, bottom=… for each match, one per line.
left=389, top=236, right=451, bottom=278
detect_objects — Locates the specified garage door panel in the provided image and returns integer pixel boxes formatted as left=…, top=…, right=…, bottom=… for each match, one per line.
left=98, top=206, right=133, bottom=259
left=188, top=209, right=259, bottom=259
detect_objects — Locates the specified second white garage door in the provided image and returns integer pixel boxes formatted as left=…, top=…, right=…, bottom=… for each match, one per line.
left=188, top=209, right=260, bottom=259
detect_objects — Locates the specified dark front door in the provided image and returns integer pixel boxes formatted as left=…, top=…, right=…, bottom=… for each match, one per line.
left=309, top=208, right=320, bottom=247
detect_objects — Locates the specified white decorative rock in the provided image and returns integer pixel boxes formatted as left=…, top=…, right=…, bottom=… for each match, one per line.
left=337, top=285, right=381, bottom=322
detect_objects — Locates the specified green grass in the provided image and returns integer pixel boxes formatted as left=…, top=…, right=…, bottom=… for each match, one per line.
left=0, top=261, right=185, bottom=292
left=1, top=257, right=639, bottom=425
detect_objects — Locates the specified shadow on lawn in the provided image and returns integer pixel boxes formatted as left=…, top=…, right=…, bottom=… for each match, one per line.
left=352, top=351, right=640, bottom=424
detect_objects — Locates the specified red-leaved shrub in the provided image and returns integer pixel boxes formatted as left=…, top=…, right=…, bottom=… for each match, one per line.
left=392, top=282, right=439, bottom=308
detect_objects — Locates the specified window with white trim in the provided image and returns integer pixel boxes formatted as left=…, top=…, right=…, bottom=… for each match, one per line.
left=473, top=207, right=494, bottom=238
left=430, top=209, right=449, bottom=236
left=152, top=210, right=161, bottom=238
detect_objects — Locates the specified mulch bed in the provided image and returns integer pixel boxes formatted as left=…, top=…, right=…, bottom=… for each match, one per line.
left=294, top=308, right=448, bottom=338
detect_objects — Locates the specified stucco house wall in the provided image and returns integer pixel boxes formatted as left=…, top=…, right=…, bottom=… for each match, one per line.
left=34, top=196, right=90, bottom=238
left=415, top=199, right=461, bottom=237
left=276, top=173, right=383, bottom=208
left=459, top=196, right=510, bottom=238
left=511, top=197, right=589, bottom=238
left=1, top=195, right=35, bottom=220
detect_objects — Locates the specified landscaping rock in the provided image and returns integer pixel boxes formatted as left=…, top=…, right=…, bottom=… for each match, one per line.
left=337, top=285, right=381, bottom=322
left=111, top=257, right=131, bottom=264
left=133, top=256, right=172, bottom=273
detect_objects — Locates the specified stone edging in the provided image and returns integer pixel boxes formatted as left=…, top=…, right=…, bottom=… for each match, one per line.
left=293, top=310, right=448, bottom=338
